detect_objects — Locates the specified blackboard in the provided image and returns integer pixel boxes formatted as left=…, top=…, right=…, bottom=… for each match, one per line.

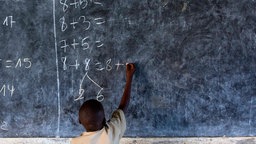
left=0, top=0, right=255, bottom=137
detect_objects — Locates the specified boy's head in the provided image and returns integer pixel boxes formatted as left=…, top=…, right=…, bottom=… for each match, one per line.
left=79, top=99, right=106, bottom=132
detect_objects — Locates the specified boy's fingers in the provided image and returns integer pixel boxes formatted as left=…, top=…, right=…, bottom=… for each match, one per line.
left=126, top=63, right=135, bottom=70
left=126, top=63, right=131, bottom=70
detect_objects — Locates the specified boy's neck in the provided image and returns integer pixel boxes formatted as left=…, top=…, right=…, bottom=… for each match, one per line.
left=85, top=124, right=104, bottom=132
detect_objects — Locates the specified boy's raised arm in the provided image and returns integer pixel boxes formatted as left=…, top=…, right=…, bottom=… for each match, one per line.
left=118, top=63, right=136, bottom=113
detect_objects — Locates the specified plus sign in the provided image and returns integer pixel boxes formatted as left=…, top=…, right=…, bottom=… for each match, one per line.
left=115, top=62, right=125, bottom=70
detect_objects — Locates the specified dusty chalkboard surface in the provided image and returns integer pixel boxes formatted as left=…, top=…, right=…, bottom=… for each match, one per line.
left=0, top=0, right=255, bottom=137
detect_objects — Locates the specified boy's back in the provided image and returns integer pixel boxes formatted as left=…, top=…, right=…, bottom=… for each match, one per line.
left=71, top=109, right=126, bottom=144
left=71, top=63, right=135, bottom=144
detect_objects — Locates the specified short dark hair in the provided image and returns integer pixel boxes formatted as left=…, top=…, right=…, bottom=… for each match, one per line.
left=79, top=99, right=105, bottom=131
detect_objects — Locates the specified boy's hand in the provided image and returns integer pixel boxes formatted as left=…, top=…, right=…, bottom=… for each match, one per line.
left=126, top=63, right=135, bottom=78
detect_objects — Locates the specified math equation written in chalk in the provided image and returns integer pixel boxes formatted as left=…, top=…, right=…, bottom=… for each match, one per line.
left=57, top=0, right=125, bottom=101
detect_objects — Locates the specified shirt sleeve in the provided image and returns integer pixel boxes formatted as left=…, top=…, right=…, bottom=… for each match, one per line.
left=107, top=109, right=126, bottom=140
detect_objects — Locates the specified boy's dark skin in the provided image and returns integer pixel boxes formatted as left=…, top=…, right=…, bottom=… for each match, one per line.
left=78, top=63, right=136, bottom=132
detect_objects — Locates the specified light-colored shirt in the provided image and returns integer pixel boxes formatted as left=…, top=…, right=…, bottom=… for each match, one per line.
left=71, top=109, right=126, bottom=144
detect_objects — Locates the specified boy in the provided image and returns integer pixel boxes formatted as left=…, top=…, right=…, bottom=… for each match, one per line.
left=71, top=63, right=136, bottom=144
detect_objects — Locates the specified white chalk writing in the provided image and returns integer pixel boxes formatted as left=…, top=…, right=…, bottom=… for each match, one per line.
left=59, top=37, right=102, bottom=53
left=74, top=72, right=104, bottom=101
left=60, top=0, right=103, bottom=12
left=0, top=121, right=8, bottom=131
left=58, top=0, right=125, bottom=101
left=0, top=84, right=15, bottom=97
left=2, top=16, right=16, bottom=28
left=0, top=58, right=32, bottom=69
left=59, top=16, right=105, bottom=32
left=60, top=57, right=124, bottom=71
